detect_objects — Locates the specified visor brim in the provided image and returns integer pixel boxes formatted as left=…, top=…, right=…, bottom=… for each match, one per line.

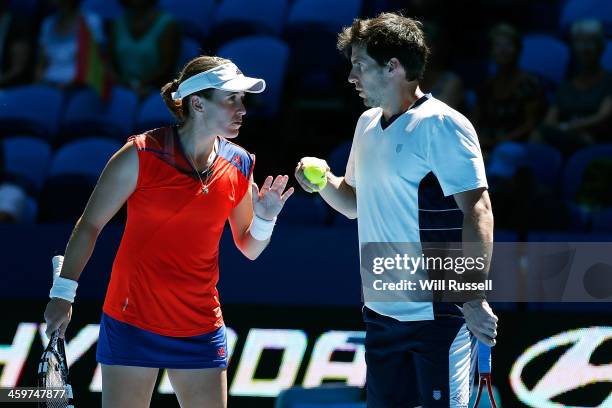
left=219, top=76, right=266, bottom=94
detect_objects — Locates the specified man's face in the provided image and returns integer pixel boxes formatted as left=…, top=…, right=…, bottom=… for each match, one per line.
left=348, top=45, right=387, bottom=108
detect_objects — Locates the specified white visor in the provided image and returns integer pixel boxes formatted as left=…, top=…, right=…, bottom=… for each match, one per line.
left=171, top=63, right=266, bottom=100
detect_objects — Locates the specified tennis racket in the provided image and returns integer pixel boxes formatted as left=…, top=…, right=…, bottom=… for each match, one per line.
left=37, top=330, right=74, bottom=408
left=38, top=255, right=74, bottom=408
left=473, top=341, right=498, bottom=408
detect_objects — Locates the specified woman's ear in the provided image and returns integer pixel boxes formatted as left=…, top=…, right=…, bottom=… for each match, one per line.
left=190, top=95, right=205, bottom=113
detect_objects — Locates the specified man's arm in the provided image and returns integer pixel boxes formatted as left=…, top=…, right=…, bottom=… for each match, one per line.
left=295, top=158, right=357, bottom=219
left=454, top=187, right=494, bottom=269
left=453, top=187, right=497, bottom=346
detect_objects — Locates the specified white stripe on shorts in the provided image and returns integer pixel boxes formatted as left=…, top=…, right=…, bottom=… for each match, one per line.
left=448, top=323, right=476, bottom=408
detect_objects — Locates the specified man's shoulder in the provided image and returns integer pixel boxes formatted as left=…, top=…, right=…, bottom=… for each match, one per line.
left=417, top=98, right=475, bottom=133
left=357, top=107, right=382, bottom=124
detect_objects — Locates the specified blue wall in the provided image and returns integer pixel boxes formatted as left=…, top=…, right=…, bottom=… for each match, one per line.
left=0, top=223, right=362, bottom=305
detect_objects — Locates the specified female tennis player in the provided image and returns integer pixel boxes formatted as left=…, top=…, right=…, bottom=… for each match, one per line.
left=43, top=55, right=294, bottom=408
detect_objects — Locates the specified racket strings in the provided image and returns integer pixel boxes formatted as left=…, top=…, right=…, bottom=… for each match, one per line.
left=38, top=337, right=73, bottom=408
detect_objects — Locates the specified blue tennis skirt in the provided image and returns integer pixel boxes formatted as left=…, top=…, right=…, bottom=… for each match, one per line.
left=96, top=313, right=228, bottom=369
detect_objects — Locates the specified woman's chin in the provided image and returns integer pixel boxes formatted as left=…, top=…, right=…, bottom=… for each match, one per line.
left=222, top=125, right=241, bottom=138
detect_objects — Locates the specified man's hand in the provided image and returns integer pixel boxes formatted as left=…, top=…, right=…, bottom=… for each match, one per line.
left=462, top=299, right=498, bottom=346
left=295, top=157, right=330, bottom=193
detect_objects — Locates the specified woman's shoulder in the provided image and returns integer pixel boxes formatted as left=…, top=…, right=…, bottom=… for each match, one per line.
left=128, top=126, right=174, bottom=153
left=217, top=138, right=254, bottom=179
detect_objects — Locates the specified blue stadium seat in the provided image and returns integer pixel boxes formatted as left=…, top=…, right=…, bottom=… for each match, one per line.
left=2, top=136, right=52, bottom=194
left=211, top=0, right=288, bottom=45
left=560, top=0, right=612, bottom=36
left=602, top=40, right=612, bottom=71
left=40, top=138, right=122, bottom=222
left=519, top=34, right=570, bottom=85
left=48, top=137, right=121, bottom=180
left=287, top=0, right=362, bottom=33
left=81, top=0, right=124, bottom=21
left=218, top=36, right=289, bottom=117
left=286, top=0, right=363, bottom=94
left=159, top=0, right=216, bottom=41
left=61, top=86, right=138, bottom=142
left=525, top=143, right=563, bottom=187
left=487, top=142, right=563, bottom=188
left=561, top=144, right=612, bottom=201
left=178, top=37, right=202, bottom=70
left=0, top=85, right=64, bottom=140
left=275, top=385, right=363, bottom=408
left=135, top=92, right=174, bottom=133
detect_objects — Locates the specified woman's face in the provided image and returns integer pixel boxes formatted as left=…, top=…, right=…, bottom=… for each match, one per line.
left=200, top=90, right=247, bottom=139
left=492, top=34, right=519, bottom=67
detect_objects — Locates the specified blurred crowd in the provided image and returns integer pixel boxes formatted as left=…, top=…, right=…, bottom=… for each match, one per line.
left=0, top=0, right=611, bottom=235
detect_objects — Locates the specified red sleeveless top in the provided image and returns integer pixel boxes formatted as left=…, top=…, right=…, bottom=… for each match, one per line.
left=102, top=127, right=254, bottom=336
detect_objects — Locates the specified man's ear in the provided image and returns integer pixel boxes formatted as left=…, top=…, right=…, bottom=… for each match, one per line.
left=386, top=57, right=408, bottom=80
left=387, top=57, right=401, bottom=73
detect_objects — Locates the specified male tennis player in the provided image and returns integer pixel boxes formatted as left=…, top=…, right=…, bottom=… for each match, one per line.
left=295, top=13, right=497, bottom=407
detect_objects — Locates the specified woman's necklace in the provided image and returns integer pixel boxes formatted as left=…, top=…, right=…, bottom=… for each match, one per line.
left=184, top=139, right=218, bottom=195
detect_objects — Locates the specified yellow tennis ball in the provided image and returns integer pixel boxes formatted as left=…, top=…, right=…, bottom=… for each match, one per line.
left=303, top=164, right=327, bottom=190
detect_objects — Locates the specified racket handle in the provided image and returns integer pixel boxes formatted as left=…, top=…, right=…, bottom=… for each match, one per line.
left=478, top=341, right=492, bottom=375
left=52, top=255, right=64, bottom=281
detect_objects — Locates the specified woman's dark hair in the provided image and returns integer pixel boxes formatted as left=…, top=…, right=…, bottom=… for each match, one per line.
left=160, top=56, right=231, bottom=123
left=337, top=12, right=430, bottom=81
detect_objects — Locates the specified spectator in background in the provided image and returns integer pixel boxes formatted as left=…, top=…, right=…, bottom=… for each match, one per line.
left=0, top=142, right=27, bottom=223
left=472, top=23, right=546, bottom=154
left=110, top=0, right=180, bottom=97
left=0, top=1, right=36, bottom=87
left=35, top=0, right=106, bottom=88
left=536, top=19, right=612, bottom=155
left=420, top=21, right=464, bottom=110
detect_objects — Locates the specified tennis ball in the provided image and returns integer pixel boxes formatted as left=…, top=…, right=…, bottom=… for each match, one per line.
left=303, top=164, right=327, bottom=190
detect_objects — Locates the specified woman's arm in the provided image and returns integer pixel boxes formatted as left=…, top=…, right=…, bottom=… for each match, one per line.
left=44, top=142, right=138, bottom=337
left=229, top=175, right=293, bottom=260
left=59, top=142, right=138, bottom=281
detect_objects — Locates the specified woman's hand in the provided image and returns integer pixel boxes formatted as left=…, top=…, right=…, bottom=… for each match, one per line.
left=251, top=175, right=294, bottom=220
left=44, top=298, right=72, bottom=339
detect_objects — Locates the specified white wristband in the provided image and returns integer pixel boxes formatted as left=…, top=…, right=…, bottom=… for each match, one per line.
left=49, top=255, right=78, bottom=303
left=250, top=215, right=276, bottom=241
left=50, top=276, right=78, bottom=303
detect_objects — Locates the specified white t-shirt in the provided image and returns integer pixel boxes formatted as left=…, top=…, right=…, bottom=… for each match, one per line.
left=345, top=95, right=488, bottom=321
left=38, top=13, right=104, bottom=85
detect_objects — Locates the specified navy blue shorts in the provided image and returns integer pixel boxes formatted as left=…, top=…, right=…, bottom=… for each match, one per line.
left=363, top=307, right=477, bottom=408
left=96, top=313, right=228, bottom=369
